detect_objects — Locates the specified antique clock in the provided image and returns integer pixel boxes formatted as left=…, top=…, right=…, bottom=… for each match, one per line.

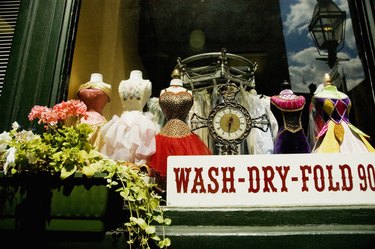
left=207, top=83, right=252, bottom=151
left=175, top=48, right=269, bottom=155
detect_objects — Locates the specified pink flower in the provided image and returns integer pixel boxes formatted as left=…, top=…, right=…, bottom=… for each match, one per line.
left=53, top=100, right=87, bottom=120
left=28, top=100, right=87, bottom=126
left=28, top=106, right=59, bottom=125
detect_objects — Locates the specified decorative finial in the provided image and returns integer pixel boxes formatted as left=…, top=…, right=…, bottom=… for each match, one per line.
left=171, top=68, right=181, bottom=79
left=324, top=73, right=332, bottom=86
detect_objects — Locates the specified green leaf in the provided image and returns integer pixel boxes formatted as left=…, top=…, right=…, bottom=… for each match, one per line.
left=153, top=215, right=164, bottom=224
left=60, top=165, right=77, bottom=179
left=134, top=217, right=148, bottom=229
left=145, top=225, right=156, bottom=234
left=81, top=165, right=96, bottom=177
left=158, top=238, right=171, bottom=248
left=164, top=218, right=172, bottom=226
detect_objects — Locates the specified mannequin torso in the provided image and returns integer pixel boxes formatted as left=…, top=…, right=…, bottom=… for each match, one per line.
left=160, top=79, right=192, bottom=95
left=119, top=70, right=152, bottom=112
left=100, top=70, right=158, bottom=163
left=78, top=73, right=111, bottom=125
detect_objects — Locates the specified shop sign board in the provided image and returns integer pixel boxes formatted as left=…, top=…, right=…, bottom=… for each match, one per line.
left=166, top=153, right=375, bottom=207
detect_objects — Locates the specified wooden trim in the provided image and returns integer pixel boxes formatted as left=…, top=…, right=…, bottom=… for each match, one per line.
left=0, top=0, right=81, bottom=132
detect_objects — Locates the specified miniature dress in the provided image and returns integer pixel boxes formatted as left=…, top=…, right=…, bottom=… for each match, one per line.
left=149, top=85, right=212, bottom=179
left=77, top=73, right=112, bottom=151
left=240, top=88, right=278, bottom=154
left=100, top=70, right=159, bottom=163
left=271, top=89, right=311, bottom=154
left=311, top=84, right=374, bottom=153
left=188, top=89, right=211, bottom=148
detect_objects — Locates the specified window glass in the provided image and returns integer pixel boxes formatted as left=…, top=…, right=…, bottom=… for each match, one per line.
left=281, top=0, right=364, bottom=93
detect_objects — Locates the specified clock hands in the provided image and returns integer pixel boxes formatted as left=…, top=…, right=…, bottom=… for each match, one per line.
left=226, top=115, right=234, bottom=134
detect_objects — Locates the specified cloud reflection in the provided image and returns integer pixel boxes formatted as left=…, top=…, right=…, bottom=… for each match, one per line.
left=282, top=0, right=364, bottom=93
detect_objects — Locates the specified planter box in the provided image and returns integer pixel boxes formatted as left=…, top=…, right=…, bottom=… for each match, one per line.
left=0, top=172, right=123, bottom=233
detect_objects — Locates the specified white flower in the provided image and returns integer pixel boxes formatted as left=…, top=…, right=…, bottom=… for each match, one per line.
left=0, top=131, right=12, bottom=152
left=4, top=147, right=16, bottom=174
left=22, top=130, right=38, bottom=141
left=11, top=121, right=20, bottom=130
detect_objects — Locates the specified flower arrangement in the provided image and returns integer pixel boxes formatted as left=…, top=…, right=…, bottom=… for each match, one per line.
left=0, top=99, right=171, bottom=249
left=0, top=100, right=106, bottom=178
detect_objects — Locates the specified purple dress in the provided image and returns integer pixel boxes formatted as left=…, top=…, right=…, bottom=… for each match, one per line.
left=271, top=89, right=311, bottom=154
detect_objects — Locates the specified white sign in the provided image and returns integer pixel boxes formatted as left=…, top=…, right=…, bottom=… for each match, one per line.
left=166, top=153, right=375, bottom=207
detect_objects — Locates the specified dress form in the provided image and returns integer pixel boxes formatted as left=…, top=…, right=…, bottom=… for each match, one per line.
left=119, top=70, right=152, bottom=111
left=77, top=73, right=111, bottom=149
left=100, top=70, right=159, bottom=163
left=149, top=71, right=211, bottom=190
left=161, top=77, right=193, bottom=94
left=311, top=74, right=374, bottom=153
left=271, top=89, right=311, bottom=154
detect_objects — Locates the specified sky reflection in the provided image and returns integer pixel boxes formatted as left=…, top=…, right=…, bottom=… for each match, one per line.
left=280, top=0, right=364, bottom=93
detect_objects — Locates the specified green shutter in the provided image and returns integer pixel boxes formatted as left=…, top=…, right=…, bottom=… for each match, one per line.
left=0, top=0, right=21, bottom=96
left=0, top=0, right=81, bottom=132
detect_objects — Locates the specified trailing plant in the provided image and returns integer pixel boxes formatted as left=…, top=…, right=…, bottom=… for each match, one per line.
left=105, top=162, right=171, bottom=249
left=0, top=100, right=171, bottom=249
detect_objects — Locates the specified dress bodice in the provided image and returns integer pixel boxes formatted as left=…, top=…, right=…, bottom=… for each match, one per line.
left=311, top=89, right=374, bottom=153
left=312, top=96, right=351, bottom=124
left=271, top=89, right=310, bottom=154
left=118, top=78, right=151, bottom=111
left=149, top=87, right=211, bottom=180
left=159, top=90, right=193, bottom=121
left=79, top=89, right=108, bottom=111
left=271, top=89, right=305, bottom=133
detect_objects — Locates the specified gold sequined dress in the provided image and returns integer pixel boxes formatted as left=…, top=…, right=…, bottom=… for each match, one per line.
left=149, top=89, right=211, bottom=177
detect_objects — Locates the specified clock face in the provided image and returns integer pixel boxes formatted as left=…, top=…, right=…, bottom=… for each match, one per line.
left=208, top=103, right=251, bottom=143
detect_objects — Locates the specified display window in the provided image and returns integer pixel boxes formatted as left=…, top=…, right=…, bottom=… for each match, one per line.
left=68, top=0, right=373, bottom=156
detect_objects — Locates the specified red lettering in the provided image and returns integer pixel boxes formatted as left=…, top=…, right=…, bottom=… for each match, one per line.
left=326, top=165, right=340, bottom=191
left=221, top=167, right=236, bottom=193
left=174, top=167, right=191, bottom=193
left=367, top=164, right=375, bottom=191
left=313, top=165, right=325, bottom=192
left=262, top=166, right=277, bottom=192
left=208, top=167, right=219, bottom=193
left=339, top=164, right=353, bottom=191
left=191, top=167, right=206, bottom=193
left=300, top=165, right=311, bottom=192
left=247, top=166, right=260, bottom=193
left=275, top=166, right=290, bottom=192
left=358, top=164, right=367, bottom=191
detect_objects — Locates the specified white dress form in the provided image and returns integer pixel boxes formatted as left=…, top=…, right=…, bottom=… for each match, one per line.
left=119, top=70, right=152, bottom=111
left=100, top=70, right=159, bottom=163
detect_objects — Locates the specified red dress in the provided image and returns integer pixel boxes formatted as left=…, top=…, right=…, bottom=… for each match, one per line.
left=149, top=89, right=212, bottom=178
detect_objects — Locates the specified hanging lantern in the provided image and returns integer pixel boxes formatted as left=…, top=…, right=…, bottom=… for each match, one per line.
left=308, top=0, right=346, bottom=68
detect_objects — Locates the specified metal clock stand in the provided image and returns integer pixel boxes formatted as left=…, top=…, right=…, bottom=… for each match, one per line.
left=175, top=48, right=270, bottom=155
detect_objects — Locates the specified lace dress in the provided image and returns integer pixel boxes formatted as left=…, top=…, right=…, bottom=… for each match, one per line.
left=149, top=88, right=212, bottom=178
left=271, top=89, right=311, bottom=154
left=100, top=74, right=159, bottom=163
